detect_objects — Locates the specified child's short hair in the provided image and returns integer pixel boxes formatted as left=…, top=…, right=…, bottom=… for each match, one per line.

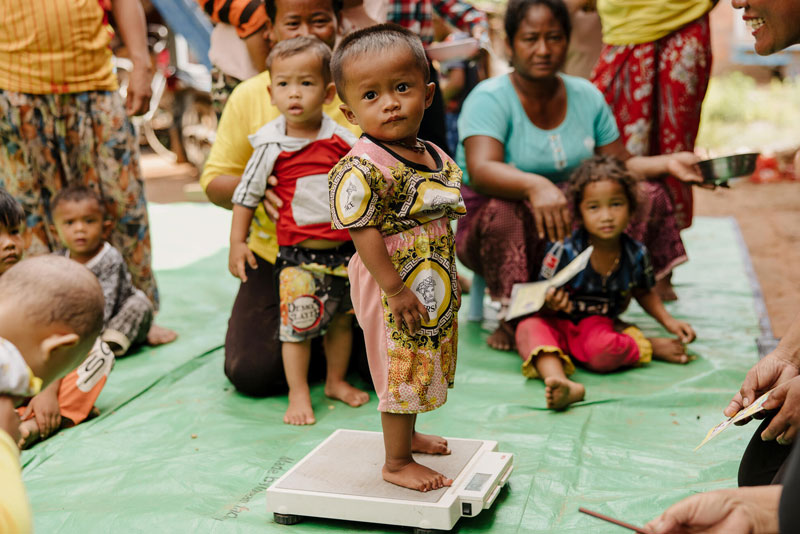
left=0, top=188, right=24, bottom=230
left=0, top=255, right=104, bottom=341
left=266, top=36, right=333, bottom=84
left=331, top=23, right=429, bottom=100
left=568, top=155, right=639, bottom=216
left=51, top=185, right=105, bottom=216
left=264, top=0, right=343, bottom=25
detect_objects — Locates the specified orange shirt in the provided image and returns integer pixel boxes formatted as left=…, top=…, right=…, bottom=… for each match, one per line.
left=0, top=0, right=117, bottom=94
left=197, top=0, right=268, bottom=38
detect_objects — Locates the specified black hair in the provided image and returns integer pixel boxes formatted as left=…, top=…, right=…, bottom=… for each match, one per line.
left=504, top=0, right=571, bottom=44
left=51, top=185, right=106, bottom=216
left=264, top=0, right=343, bottom=24
left=266, top=35, right=333, bottom=83
left=568, top=155, right=639, bottom=216
left=0, top=188, right=24, bottom=230
left=331, top=23, right=429, bottom=100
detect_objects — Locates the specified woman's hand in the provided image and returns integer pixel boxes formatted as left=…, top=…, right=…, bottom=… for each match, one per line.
left=725, top=352, right=800, bottom=418
left=229, top=242, right=258, bottom=282
left=544, top=287, right=573, bottom=314
left=665, top=318, right=696, bottom=343
left=526, top=180, right=571, bottom=242
left=665, top=152, right=703, bottom=183
left=387, top=286, right=429, bottom=335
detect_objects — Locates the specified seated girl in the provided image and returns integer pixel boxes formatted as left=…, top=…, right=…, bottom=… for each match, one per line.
left=516, top=156, right=696, bottom=410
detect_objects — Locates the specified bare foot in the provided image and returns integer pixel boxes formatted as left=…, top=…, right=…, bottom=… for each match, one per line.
left=324, top=379, right=369, bottom=407
left=284, top=389, right=316, bottom=425
left=412, top=431, right=451, bottom=455
left=383, top=459, right=453, bottom=492
left=147, top=323, right=178, bottom=346
left=651, top=337, right=690, bottom=364
left=654, top=277, right=678, bottom=302
left=18, top=419, right=40, bottom=449
left=487, top=320, right=515, bottom=351
left=544, top=376, right=585, bottom=410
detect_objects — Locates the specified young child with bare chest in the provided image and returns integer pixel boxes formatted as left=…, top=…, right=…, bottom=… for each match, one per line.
left=328, top=24, right=466, bottom=492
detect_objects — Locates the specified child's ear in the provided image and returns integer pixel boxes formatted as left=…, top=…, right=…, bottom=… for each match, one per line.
left=267, top=84, right=274, bottom=104
left=323, top=82, right=336, bottom=105
left=41, top=333, right=79, bottom=362
left=424, top=82, right=435, bottom=109
left=339, top=103, right=359, bottom=126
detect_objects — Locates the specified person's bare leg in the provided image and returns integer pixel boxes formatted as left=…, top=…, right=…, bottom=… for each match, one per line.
left=17, top=418, right=40, bottom=449
left=536, top=353, right=585, bottom=410
left=410, top=414, right=450, bottom=454
left=654, top=273, right=678, bottom=302
left=650, top=337, right=690, bottom=364
left=382, top=412, right=453, bottom=492
left=147, top=323, right=177, bottom=346
left=323, top=314, right=369, bottom=407
left=282, top=340, right=316, bottom=425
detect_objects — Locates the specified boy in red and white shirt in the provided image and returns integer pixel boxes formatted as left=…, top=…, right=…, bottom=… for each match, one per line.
left=229, top=36, right=368, bottom=426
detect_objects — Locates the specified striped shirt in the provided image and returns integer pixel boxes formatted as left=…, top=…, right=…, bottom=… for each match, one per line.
left=0, top=0, right=117, bottom=94
left=387, top=0, right=488, bottom=45
left=197, top=0, right=268, bottom=38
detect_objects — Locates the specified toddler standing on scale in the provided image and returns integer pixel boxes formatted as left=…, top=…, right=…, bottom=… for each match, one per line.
left=329, top=24, right=466, bottom=492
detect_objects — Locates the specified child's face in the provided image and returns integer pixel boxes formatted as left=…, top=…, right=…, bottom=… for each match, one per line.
left=578, top=179, right=631, bottom=241
left=52, top=199, right=109, bottom=259
left=339, top=45, right=435, bottom=144
left=0, top=223, right=23, bottom=276
left=268, top=51, right=334, bottom=127
left=271, top=0, right=339, bottom=49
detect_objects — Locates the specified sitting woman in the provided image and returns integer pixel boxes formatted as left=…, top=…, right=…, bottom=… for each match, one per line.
left=455, top=0, right=701, bottom=351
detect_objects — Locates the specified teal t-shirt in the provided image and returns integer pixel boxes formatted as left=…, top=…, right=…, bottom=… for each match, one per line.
left=456, top=73, right=620, bottom=184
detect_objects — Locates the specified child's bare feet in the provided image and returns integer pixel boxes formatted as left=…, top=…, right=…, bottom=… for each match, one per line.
left=651, top=337, right=691, bottom=364
left=147, top=323, right=177, bottom=346
left=544, top=376, right=585, bottom=410
left=18, top=419, right=40, bottom=449
left=324, top=379, right=369, bottom=407
left=487, top=320, right=515, bottom=351
left=284, top=388, right=316, bottom=425
left=411, top=431, right=451, bottom=455
left=383, top=459, right=453, bottom=492
left=654, top=277, right=678, bottom=302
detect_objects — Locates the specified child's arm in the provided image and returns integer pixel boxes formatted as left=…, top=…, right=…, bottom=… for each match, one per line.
left=20, top=379, right=61, bottom=440
left=633, top=288, right=696, bottom=343
left=229, top=204, right=259, bottom=282
left=349, top=227, right=428, bottom=334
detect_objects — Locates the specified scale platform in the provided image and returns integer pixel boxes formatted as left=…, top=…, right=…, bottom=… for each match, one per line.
left=266, top=429, right=513, bottom=533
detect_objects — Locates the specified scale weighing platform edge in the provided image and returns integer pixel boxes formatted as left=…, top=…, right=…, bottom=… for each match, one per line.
left=266, top=429, right=513, bottom=533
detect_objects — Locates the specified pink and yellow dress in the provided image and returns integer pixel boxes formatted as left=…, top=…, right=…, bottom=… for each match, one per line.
left=329, top=136, right=466, bottom=414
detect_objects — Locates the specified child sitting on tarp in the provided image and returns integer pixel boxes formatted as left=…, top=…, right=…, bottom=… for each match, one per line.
left=228, top=36, right=368, bottom=426
left=516, top=156, right=696, bottom=410
left=0, top=252, right=105, bottom=534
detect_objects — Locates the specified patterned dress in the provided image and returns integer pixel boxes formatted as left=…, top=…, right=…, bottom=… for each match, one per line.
left=329, top=136, right=465, bottom=414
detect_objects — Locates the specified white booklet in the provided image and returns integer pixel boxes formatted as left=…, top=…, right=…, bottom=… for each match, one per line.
left=505, top=246, right=594, bottom=321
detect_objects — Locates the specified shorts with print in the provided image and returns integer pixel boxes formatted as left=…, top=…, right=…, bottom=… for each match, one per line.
left=276, top=243, right=354, bottom=342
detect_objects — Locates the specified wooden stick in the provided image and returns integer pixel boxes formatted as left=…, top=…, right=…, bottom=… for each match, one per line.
left=578, top=507, right=649, bottom=533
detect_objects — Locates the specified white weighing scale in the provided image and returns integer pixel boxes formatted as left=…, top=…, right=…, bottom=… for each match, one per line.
left=266, top=429, right=513, bottom=533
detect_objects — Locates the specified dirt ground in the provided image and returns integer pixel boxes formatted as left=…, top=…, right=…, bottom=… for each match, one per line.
left=141, top=154, right=800, bottom=338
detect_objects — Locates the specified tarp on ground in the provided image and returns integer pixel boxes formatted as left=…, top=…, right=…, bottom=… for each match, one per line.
left=22, top=207, right=762, bottom=533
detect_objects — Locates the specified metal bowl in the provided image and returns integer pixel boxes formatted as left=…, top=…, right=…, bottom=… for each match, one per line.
left=696, top=153, right=760, bottom=186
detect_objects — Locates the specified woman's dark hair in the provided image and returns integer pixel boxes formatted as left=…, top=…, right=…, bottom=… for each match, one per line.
left=504, top=0, right=571, bottom=44
left=264, top=0, right=343, bottom=23
left=568, top=155, right=639, bottom=217
left=0, top=188, right=24, bottom=230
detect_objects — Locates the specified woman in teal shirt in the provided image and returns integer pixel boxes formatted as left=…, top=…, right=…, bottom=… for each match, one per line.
left=455, top=0, right=702, bottom=351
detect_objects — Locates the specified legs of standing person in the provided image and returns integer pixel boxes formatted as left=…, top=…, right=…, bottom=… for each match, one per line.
left=102, top=289, right=154, bottom=356
left=516, top=315, right=584, bottom=410
left=381, top=412, right=453, bottom=492
left=739, top=414, right=794, bottom=486
left=322, top=313, right=369, bottom=408
left=456, top=198, right=546, bottom=351
left=282, top=339, right=315, bottom=425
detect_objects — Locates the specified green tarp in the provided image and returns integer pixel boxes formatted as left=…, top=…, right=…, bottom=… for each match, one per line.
left=22, top=207, right=761, bottom=533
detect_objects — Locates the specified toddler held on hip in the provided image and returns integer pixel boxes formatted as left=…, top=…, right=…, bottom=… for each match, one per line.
left=228, top=36, right=368, bottom=426
left=516, top=155, right=696, bottom=410
left=328, top=24, right=466, bottom=492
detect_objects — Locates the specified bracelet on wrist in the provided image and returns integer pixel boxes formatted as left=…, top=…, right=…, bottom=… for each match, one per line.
left=384, top=284, right=405, bottom=298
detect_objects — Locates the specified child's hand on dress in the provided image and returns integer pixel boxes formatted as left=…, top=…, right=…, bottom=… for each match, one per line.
left=666, top=319, right=696, bottom=343
left=21, top=386, right=61, bottom=440
left=229, top=242, right=258, bottom=282
left=387, top=286, right=428, bottom=335
left=544, top=287, right=573, bottom=314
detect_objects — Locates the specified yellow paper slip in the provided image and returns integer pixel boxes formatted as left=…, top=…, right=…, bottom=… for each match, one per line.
left=694, top=389, right=774, bottom=451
